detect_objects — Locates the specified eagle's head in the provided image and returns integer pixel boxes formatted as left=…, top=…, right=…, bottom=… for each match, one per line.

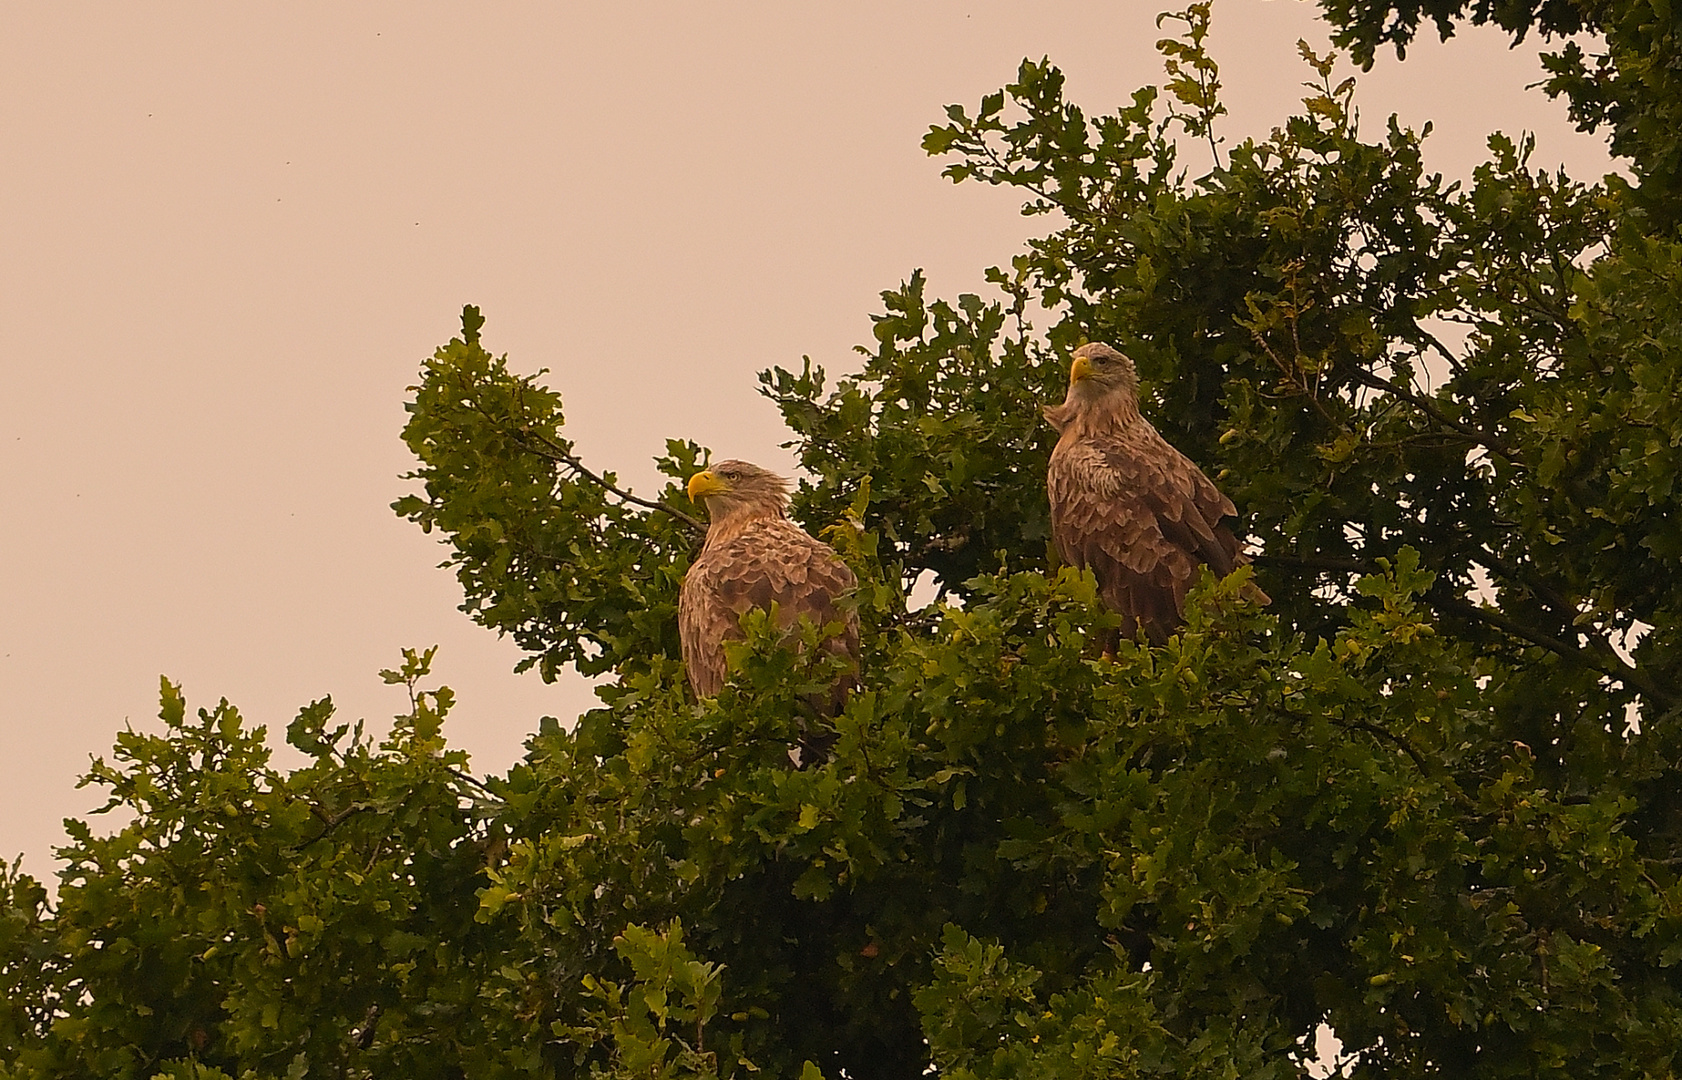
left=1045, top=342, right=1140, bottom=431
left=1066, top=342, right=1139, bottom=398
left=687, top=459, right=791, bottom=521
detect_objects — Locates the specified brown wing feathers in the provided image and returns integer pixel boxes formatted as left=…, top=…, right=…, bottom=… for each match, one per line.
left=677, top=343, right=1253, bottom=706
left=1046, top=343, right=1264, bottom=644
left=679, top=462, right=859, bottom=704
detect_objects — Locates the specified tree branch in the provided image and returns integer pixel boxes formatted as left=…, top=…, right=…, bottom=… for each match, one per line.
left=1464, top=547, right=1670, bottom=707
left=517, top=427, right=706, bottom=532
left=1254, top=553, right=1372, bottom=575
left=1257, top=553, right=1675, bottom=711
left=446, top=766, right=498, bottom=798
left=290, top=800, right=374, bottom=852
left=1410, top=321, right=1470, bottom=378
left=1336, top=718, right=1476, bottom=808
left=1347, top=368, right=1522, bottom=464
left=1433, top=594, right=1673, bottom=710
left=1339, top=717, right=1432, bottom=775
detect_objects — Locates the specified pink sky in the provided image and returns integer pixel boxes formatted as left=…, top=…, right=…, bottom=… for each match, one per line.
left=0, top=2, right=1614, bottom=876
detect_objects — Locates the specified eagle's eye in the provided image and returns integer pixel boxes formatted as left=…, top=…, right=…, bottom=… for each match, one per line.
left=718, top=467, right=739, bottom=480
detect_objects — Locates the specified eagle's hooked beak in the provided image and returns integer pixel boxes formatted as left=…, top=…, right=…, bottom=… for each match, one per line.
left=1069, top=354, right=1094, bottom=383
left=687, top=470, right=727, bottom=502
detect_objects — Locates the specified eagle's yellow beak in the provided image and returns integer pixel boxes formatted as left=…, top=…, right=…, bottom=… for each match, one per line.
left=687, top=470, right=727, bottom=502
left=1069, top=355, right=1094, bottom=383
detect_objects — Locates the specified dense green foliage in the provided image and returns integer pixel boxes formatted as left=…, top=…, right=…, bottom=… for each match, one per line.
left=5, top=3, right=1682, bottom=1076
left=1323, top=0, right=1682, bottom=229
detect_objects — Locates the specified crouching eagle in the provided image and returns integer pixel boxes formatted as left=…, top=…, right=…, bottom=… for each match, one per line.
left=1045, top=342, right=1267, bottom=644
left=679, top=460, right=859, bottom=711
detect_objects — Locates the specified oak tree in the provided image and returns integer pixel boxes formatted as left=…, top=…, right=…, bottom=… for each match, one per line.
left=5, top=4, right=1681, bottom=1077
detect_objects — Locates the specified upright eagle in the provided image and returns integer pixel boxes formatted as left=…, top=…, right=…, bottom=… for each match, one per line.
left=679, top=460, right=859, bottom=708
left=1045, top=342, right=1267, bottom=644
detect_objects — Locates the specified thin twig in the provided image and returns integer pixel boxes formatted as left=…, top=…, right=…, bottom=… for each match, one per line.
left=972, top=138, right=1083, bottom=220
left=1254, top=553, right=1371, bottom=575
left=450, top=369, right=706, bottom=532
left=290, top=801, right=373, bottom=851
left=1278, top=695, right=1474, bottom=808
left=1335, top=716, right=1477, bottom=809
left=1250, top=331, right=1337, bottom=425
left=518, top=427, right=706, bottom=532
left=1347, top=369, right=1522, bottom=463
left=1411, top=323, right=1469, bottom=377
left=445, top=766, right=498, bottom=798
left=1434, top=595, right=1673, bottom=709
left=1257, top=553, right=1674, bottom=710
left=1470, top=547, right=1578, bottom=623
left=1338, top=718, right=1432, bottom=776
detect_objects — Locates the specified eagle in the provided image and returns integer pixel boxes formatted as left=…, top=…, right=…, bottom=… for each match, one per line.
left=679, top=460, right=860, bottom=711
left=1045, top=342, right=1267, bottom=644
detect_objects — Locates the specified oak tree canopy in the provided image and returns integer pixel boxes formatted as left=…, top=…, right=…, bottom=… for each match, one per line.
left=5, top=4, right=1682, bottom=1077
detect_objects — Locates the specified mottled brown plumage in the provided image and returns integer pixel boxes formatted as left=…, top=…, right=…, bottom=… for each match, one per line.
left=679, top=460, right=859, bottom=708
left=1045, top=342, right=1267, bottom=644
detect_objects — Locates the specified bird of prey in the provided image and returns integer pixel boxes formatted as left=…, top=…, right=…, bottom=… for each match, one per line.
left=1044, top=342, right=1267, bottom=644
left=679, top=460, right=859, bottom=710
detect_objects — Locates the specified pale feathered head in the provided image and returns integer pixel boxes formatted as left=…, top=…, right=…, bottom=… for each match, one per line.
left=1044, top=342, right=1140, bottom=431
left=686, top=459, right=791, bottom=521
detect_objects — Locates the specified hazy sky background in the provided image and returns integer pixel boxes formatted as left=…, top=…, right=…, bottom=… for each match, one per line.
left=1, top=2, right=1615, bottom=877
